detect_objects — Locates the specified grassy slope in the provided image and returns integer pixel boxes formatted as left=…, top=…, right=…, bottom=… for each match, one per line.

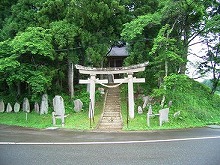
left=121, top=76, right=220, bottom=130
left=0, top=87, right=104, bottom=130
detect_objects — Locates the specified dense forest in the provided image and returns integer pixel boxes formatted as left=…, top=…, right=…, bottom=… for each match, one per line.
left=0, top=0, right=219, bottom=104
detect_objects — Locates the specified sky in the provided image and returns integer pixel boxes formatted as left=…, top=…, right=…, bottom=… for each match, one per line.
left=186, top=36, right=212, bottom=82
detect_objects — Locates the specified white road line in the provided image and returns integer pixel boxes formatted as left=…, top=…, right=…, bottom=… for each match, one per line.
left=1, top=136, right=220, bottom=145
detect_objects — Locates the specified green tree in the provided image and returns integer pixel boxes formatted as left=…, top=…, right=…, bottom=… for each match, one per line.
left=121, top=0, right=217, bottom=92
left=8, top=27, right=55, bottom=99
left=67, top=0, right=126, bottom=67
left=50, top=20, right=79, bottom=98
left=0, top=0, right=43, bottom=40
left=149, top=24, right=184, bottom=107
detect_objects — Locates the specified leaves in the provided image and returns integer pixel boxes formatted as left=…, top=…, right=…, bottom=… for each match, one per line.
left=0, top=55, right=20, bottom=71
left=11, top=27, right=55, bottom=60
left=121, top=13, right=161, bottom=41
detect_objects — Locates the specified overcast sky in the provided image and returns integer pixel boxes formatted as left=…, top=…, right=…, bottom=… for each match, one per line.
left=186, top=36, right=209, bottom=82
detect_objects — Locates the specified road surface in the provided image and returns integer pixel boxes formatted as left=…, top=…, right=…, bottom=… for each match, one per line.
left=0, top=125, right=220, bottom=165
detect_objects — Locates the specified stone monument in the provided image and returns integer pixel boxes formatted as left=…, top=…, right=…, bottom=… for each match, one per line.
left=6, top=103, right=12, bottom=112
left=0, top=100, right=5, bottom=112
left=52, top=95, right=66, bottom=127
left=34, top=102, right=39, bottom=113
left=40, top=94, right=48, bottom=115
left=74, top=99, right=83, bottom=112
left=14, top=102, right=20, bottom=113
left=23, top=98, right=30, bottom=113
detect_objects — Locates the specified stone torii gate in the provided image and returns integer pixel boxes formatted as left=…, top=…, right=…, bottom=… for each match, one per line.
left=75, top=62, right=148, bottom=119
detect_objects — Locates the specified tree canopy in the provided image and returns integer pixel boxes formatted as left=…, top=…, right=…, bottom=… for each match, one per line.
left=0, top=0, right=219, bottom=102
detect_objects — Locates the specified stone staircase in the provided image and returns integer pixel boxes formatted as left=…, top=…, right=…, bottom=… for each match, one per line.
left=97, top=86, right=123, bottom=131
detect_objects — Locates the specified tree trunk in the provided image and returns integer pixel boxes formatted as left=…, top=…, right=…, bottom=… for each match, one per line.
left=160, top=60, right=168, bottom=108
left=211, top=73, right=220, bottom=95
left=68, top=59, right=74, bottom=98
left=17, top=82, right=21, bottom=96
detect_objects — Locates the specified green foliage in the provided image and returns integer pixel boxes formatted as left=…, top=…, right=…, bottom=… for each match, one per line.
left=0, top=55, right=19, bottom=71
left=27, top=69, right=53, bottom=100
left=0, top=40, right=20, bottom=71
left=11, top=27, right=54, bottom=59
left=50, top=20, right=78, bottom=49
left=164, top=74, right=192, bottom=92
left=121, top=13, right=161, bottom=41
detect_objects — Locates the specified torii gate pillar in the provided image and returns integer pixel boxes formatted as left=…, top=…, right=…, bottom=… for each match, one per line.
left=89, top=74, right=96, bottom=118
left=128, top=73, right=134, bottom=119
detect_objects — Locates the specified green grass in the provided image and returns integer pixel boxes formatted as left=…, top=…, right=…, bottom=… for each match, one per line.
left=0, top=104, right=103, bottom=130
left=120, top=76, right=220, bottom=131
left=0, top=93, right=104, bottom=130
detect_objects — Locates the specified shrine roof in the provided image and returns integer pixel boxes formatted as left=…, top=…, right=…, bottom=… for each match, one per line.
left=108, top=46, right=128, bottom=57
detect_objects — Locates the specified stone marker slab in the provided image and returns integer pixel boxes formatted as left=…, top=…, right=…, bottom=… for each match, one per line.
left=0, top=100, right=5, bottom=112
left=74, top=99, right=83, bottom=112
left=23, top=98, right=30, bottom=113
left=34, top=102, right=39, bottom=113
left=14, top=102, right=20, bottom=113
left=159, top=108, right=169, bottom=126
left=142, top=95, right=152, bottom=109
left=52, top=95, right=66, bottom=127
left=53, top=95, right=65, bottom=116
left=138, top=106, right=143, bottom=114
left=6, top=103, right=12, bottom=113
left=40, top=94, right=48, bottom=115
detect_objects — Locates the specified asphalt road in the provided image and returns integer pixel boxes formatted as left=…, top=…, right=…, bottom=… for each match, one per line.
left=1, top=125, right=220, bottom=165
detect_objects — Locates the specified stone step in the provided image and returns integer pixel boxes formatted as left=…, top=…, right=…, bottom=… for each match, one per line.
left=108, top=92, right=120, bottom=95
left=106, top=99, right=120, bottom=103
left=107, top=95, right=120, bottom=98
left=105, top=105, right=120, bottom=108
left=102, top=116, right=121, bottom=120
left=105, top=105, right=120, bottom=107
left=103, top=112, right=121, bottom=116
left=98, top=123, right=122, bottom=128
left=104, top=105, right=121, bottom=108
left=105, top=108, right=121, bottom=112
left=101, top=118, right=122, bottom=123
left=105, top=102, right=120, bottom=104
left=104, top=109, right=121, bottom=112
left=97, top=86, right=123, bottom=131
left=98, top=127, right=122, bottom=131
left=107, top=93, right=120, bottom=95
left=106, top=99, right=120, bottom=101
left=106, top=98, right=119, bottom=100
left=104, top=108, right=120, bottom=111
left=105, top=100, right=120, bottom=103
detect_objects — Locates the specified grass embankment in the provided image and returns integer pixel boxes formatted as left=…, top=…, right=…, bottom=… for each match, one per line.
left=121, top=75, right=220, bottom=131
left=0, top=86, right=103, bottom=130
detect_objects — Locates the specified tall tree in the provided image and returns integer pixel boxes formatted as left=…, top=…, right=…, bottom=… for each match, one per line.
left=8, top=27, right=55, bottom=100
left=121, top=0, right=217, bottom=91
left=50, top=20, right=79, bottom=98
left=0, top=0, right=43, bottom=40
left=67, top=0, right=126, bottom=67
